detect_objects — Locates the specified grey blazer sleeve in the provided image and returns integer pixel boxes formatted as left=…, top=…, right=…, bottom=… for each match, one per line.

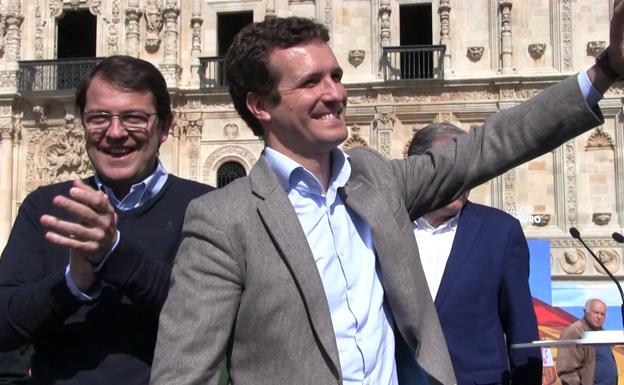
left=392, top=75, right=602, bottom=220
left=151, top=198, right=243, bottom=385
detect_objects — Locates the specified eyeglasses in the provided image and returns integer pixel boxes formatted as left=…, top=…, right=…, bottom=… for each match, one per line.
left=83, top=111, right=157, bottom=136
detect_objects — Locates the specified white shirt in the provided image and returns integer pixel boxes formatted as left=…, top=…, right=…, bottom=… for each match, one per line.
left=264, top=147, right=397, bottom=385
left=412, top=213, right=460, bottom=300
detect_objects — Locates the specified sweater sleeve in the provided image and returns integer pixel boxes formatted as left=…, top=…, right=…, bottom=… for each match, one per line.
left=0, top=188, right=81, bottom=350
left=96, top=235, right=173, bottom=314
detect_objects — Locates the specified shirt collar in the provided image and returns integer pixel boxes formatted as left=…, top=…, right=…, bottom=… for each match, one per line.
left=263, top=147, right=351, bottom=196
left=95, top=158, right=169, bottom=210
left=414, top=210, right=461, bottom=232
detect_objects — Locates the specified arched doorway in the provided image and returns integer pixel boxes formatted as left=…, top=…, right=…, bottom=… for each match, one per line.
left=216, top=161, right=246, bottom=188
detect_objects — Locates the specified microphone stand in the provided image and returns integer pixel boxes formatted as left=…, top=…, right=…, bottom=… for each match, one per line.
left=570, top=227, right=624, bottom=329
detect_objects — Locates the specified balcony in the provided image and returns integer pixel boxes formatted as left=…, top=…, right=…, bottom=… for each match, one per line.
left=18, top=57, right=102, bottom=93
left=199, top=56, right=227, bottom=90
left=381, top=45, right=446, bottom=81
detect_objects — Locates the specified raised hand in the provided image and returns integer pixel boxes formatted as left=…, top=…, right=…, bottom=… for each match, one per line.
left=40, top=180, right=118, bottom=290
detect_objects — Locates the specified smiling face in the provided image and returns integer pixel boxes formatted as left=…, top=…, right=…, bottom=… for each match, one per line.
left=249, top=40, right=347, bottom=165
left=83, top=75, right=170, bottom=198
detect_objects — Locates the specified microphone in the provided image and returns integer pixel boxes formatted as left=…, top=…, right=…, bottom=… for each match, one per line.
left=613, top=232, right=624, bottom=244
left=570, top=227, right=624, bottom=328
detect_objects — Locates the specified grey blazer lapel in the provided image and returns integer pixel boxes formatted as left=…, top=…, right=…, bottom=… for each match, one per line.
left=250, top=158, right=342, bottom=379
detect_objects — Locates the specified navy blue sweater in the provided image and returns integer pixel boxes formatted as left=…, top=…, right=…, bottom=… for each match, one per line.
left=0, top=175, right=212, bottom=384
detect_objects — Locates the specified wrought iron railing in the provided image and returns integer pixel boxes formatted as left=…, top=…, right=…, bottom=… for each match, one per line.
left=18, top=57, right=102, bottom=92
left=381, top=45, right=446, bottom=81
left=199, top=56, right=227, bottom=89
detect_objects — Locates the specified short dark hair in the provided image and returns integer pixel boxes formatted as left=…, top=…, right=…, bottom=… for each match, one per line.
left=75, top=55, right=171, bottom=122
left=224, top=16, right=330, bottom=137
left=408, top=122, right=466, bottom=156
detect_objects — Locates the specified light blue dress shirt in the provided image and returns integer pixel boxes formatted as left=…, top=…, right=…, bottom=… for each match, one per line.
left=264, top=147, right=397, bottom=385
left=65, top=159, right=169, bottom=301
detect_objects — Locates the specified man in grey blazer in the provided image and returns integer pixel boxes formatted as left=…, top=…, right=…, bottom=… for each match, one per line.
left=151, top=8, right=624, bottom=385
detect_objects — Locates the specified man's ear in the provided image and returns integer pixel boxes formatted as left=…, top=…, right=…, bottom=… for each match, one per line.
left=158, top=114, right=173, bottom=145
left=246, top=92, right=271, bottom=123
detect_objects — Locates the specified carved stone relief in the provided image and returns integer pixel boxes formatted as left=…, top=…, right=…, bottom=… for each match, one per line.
left=5, top=5, right=23, bottom=62
left=162, top=1, right=179, bottom=64
left=0, top=13, right=7, bottom=56
left=0, top=70, right=17, bottom=88
left=32, top=105, right=47, bottom=127
left=34, top=0, right=44, bottom=59
left=125, top=4, right=142, bottom=57
left=552, top=238, right=620, bottom=248
left=178, top=116, right=202, bottom=181
left=190, top=0, right=203, bottom=85
left=323, top=0, right=332, bottom=33
left=560, top=249, right=587, bottom=274
left=348, top=50, right=365, bottom=68
left=342, top=124, right=368, bottom=150
left=585, top=128, right=614, bottom=150
left=528, top=43, right=546, bottom=60
left=374, top=112, right=396, bottom=131
left=88, top=0, right=102, bottom=15
left=50, top=0, right=63, bottom=18
left=503, top=170, right=516, bottom=214
left=25, top=115, right=93, bottom=193
left=145, top=0, right=163, bottom=52
left=0, top=118, right=12, bottom=140
left=439, top=0, right=451, bottom=69
left=105, top=0, right=121, bottom=55
left=223, top=123, right=239, bottom=140
left=594, top=249, right=620, bottom=274
left=379, top=0, right=391, bottom=47
left=565, top=141, right=577, bottom=225
left=12, top=112, right=22, bottom=145
left=161, top=1, right=180, bottom=85
left=561, top=0, right=572, bottom=71
left=499, top=0, right=513, bottom=73
left=467, top=46, right=484, bottom=62
left=592, top=212, right=611, bottom=226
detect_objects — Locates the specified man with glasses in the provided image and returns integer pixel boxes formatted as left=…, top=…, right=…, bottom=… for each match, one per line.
left=0, top=56, right=212, bottom=385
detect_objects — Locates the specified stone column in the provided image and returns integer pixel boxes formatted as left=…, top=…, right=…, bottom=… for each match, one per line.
left=125, top=1, right=142, bottom=57
left=181, top=113, right=203, bottom=182
left=499, top=0, right=513, bottom=74
left=373, top=107, right=396, bottom=158
left=439, top=0, right=451, bottom=71
left=190, top=0, right=203, bottom=87
left=5, top=0, right=23, bottom=77
left=0, top=120, right=14, bottom=249
left=161, top=0, right=181, bottom=87
left=379, top=0, right=391, bottom=47
left=107, top=0, right=121, bottom=55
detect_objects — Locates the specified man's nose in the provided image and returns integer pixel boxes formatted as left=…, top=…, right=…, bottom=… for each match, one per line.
left=106, top=116, right=128, bottom=138
left=321, top=78, right=346, bottom=100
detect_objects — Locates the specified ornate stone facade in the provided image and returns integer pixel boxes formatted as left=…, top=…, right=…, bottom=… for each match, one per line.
left=0, top=1, right=621, bottom=292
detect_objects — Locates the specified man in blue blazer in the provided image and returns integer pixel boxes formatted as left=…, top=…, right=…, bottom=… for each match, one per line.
left=406, top=123, right=542, bottom=385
